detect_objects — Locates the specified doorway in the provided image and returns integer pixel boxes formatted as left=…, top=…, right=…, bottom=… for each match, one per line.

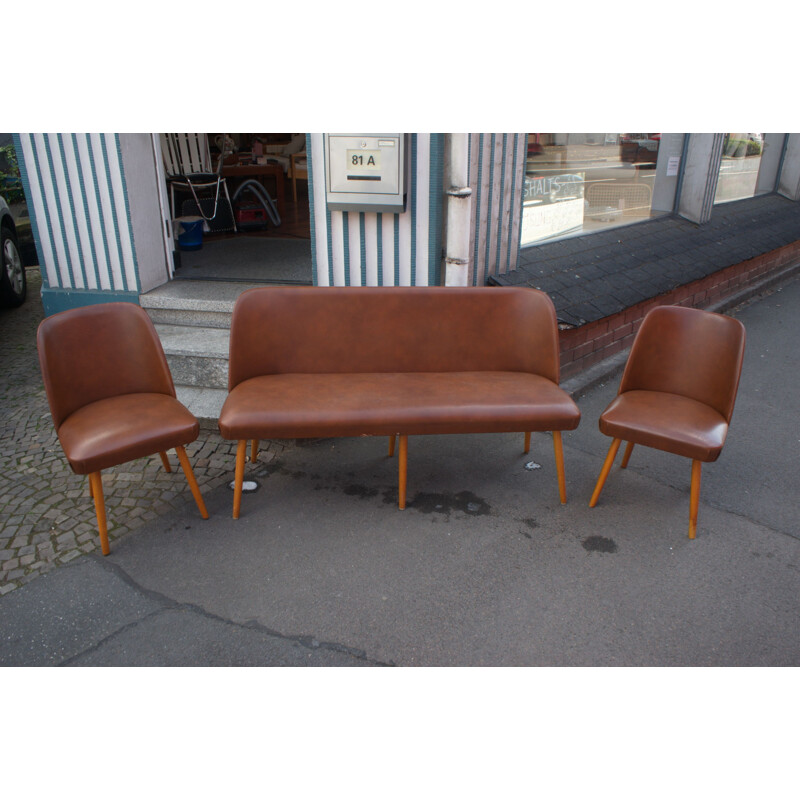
left=167, top=132, right=313, bottom=285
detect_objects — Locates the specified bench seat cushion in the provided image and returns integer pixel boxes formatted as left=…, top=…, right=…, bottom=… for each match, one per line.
left=218, top=371, right=581, bottom=440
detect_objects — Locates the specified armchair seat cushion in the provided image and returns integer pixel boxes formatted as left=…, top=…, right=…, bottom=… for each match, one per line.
left=219, top=371, right=581, bottom=440
left=57, top=393, right=200, bottom=474
left=599, top=389, right=729, bottom=462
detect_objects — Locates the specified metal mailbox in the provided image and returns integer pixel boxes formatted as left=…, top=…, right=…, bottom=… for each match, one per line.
left=325, top=133, right=407, bottom=213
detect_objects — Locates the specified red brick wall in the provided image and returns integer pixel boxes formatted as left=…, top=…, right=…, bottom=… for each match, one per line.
left=559, top=241, right=800, bottom=380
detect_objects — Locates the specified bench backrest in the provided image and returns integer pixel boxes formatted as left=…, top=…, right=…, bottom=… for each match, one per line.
left=227, top=286, right=561, bottom=390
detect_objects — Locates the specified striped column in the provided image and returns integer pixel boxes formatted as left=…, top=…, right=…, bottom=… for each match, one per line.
left=468, top=133, right=526, bottom=285
left=307, top=133, right=445, bottom=286
left=14, top=133, right=139, bottom=315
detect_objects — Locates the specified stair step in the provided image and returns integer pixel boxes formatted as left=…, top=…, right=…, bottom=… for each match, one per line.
left=154, top=323, right=229, bottom=390
left=140, top=280, right=262, bottom=329
left=175, top=386, right=228, bottom=422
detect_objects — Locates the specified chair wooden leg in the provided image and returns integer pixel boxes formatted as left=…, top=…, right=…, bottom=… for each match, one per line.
left=620, top=441, right=634, bottom=469
left=552, top=431, right=567, bottom=504
left=175, top=445, right=209, bottom=520
left=388, top=434, right=396, bottom=458
left=89, top=472, right=110, bottom=556
left=689, top=460, right=702, bottom=540
left=233, top=439, right=247, bottom=519
left=159, top=451, right=172, bottom=473
left=524, top=432, right=531, bottom=454
left=251, top=439, right=259, bottom=463
left=398, top=434, right=408, bottom=510
left=589, top=438, right=622, bottom=508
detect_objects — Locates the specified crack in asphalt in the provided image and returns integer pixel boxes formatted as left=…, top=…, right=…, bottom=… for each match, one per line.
left=60, top=555, right=392, bottom=667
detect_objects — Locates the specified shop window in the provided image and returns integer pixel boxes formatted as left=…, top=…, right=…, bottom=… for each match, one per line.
left=714, top=133, right=765, bottom=204
left=521, top=133, right=675, bottom=247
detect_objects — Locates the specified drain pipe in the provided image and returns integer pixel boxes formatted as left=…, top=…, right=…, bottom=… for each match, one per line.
left=444, top=133, right=472, bottom=286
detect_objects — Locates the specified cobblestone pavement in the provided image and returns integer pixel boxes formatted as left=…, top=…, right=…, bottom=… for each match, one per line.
left=0, top=270, right=288, bottom=595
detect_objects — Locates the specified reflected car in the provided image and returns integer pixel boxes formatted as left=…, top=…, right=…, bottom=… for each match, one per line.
left=0, top=195, right=27, bottom=307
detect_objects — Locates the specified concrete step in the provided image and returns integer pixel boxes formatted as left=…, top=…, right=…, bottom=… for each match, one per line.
left=175, top=385, right=228, bottom=422
left=143, top=281, right=261, bottom=419
left=140, top=280, right=262, bottom=329
left=154, top=323, right=230, bottom=391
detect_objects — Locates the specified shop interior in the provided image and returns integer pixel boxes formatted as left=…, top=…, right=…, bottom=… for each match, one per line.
left=165, top=132, right=313, bottom=284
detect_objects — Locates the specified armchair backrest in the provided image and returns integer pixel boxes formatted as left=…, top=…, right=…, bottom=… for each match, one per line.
left=38, top=302, right=176, bottom=430
left=619, top=305, right=746, bottom=422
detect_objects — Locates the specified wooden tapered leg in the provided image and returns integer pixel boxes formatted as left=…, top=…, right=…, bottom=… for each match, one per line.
left=233, top=439, right=247, bottom=519
left=159, top=451, right=172, bottom=473
left=89, top=472, right=110, bottom=556
left=398, top=434, right=408, bottom=510
left=552, top=431, right=567, bottom=504
left=620, top=441, right=634, bottom=469
left=175, top=445, right=209, bottom=520
left=524, top=432, right=531, bottom=454
left=251, top=439, right=259, bottom=463
left=388, top=434, right=396, bottom=458
left=689, top=460, right=702, bottom=540
left=589, top=438, right=622, bottom=508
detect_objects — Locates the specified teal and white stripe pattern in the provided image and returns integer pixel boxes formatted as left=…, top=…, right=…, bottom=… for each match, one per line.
left=14, top=133, right=138, bottom=294
left=469, top=133, right=526, bottom=285
left=308, top=133, right=444, bottom=286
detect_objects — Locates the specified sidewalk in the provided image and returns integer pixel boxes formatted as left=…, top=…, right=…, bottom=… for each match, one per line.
left=0, top=269, right=289, bottom=593
left=1, top=270, right=798, bottom=665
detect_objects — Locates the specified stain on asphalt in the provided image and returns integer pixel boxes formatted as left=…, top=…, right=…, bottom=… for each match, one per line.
left=519, top=518, right=538, bottom=540
left=406, top=490, right=491, bottom=517
left=582, top=535, right=618, bottom=554
left=343, top=484, right=379, bottom=499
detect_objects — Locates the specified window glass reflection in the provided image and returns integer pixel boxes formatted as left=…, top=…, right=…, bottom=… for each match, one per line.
left=714, top=133, right=764, bottom=204
left=521, top=133, right=667, bottom=246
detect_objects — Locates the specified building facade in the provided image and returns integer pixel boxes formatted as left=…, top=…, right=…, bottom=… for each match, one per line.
left=13, top=133, right=800, bottom=348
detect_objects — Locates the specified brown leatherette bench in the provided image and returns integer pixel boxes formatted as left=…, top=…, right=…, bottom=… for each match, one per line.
left=218, top=286, right=581, bottom=518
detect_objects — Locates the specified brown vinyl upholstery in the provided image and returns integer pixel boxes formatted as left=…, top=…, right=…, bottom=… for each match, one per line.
left=37, top=302, right=209, bottom=554
left=589, top=305, right=746, bottom=538
left=219, top=286, right=581, bottom=516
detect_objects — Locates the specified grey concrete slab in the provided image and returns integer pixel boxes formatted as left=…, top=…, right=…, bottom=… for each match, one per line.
left=0, top=558, right=165, bottom=665
left=107, top=426, right=800, bottom=666
left=0, top=554, right=378, bottom=666
left=67, top=607, right=379, bottom=666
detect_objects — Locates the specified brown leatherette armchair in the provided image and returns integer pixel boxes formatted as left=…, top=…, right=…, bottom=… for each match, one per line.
left=589, top=305, right=746, bottom=538
left=37, top=302, right=209, bottom=555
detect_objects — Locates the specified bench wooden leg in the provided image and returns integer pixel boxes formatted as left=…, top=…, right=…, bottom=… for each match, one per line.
left=524, top=432, right=531, bottom=454
left=689, top=460, right=702, bottom=540
left=552, top=431, right=567, bottom=504
left=388, top=434, right=396, bottom=458
left=589, top=438, right=622, bottom=508
left=175, top=445, right=209, bottom=520
left=159, top=451, right=172, bottom=473
left=89, top=471, right=110, bottom=556
left=251, top=439, right=259, bottom=463
left=620, top=441, right=634, bottom=469
left=233, top=439, right=247, bottom=519
left=398, top=434, right=408, bottom=509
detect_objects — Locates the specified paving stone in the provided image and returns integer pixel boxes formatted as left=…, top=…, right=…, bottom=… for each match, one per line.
left=0, top=271, right=288, bottom=596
